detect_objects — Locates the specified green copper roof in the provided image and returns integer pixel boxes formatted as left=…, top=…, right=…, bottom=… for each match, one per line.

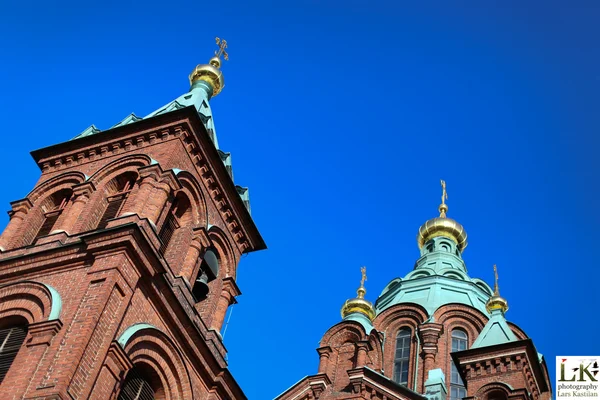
left=343, top=311, right=374, bottom=332
left=471, top=308, right=517, bottom=348
left=71, top=79, right=219, bottom=147
left=66, top=76, right=254, bottom=213
left=376, top=236, right=494, bottom=317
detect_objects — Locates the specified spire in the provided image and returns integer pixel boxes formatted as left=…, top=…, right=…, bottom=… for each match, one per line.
left=486, top=264, right=509, bottom=314
left=417, top=180, right=468, bottom=251
left=439, top=179, right=448, bottom=218
left=341, top=267, right=376, bottom=324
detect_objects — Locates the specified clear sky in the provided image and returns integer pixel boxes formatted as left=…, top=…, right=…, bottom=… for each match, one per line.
left=1, top=1, right=599, bottom=399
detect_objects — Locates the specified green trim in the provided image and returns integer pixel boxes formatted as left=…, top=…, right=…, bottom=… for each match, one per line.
left=43, top=284, right=62, bottom=320
left=117, top=323, right=160, bottom=348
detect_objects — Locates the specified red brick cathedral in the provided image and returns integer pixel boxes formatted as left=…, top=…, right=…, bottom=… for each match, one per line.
left=0, top=40, right=266, bottom=399
left=0, top=38, right=552, bottom=400
left=276, top=189, right=553, bottom=400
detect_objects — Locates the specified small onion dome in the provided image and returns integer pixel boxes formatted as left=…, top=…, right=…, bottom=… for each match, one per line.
left=341, top=267, right=376, bottom=322
left=486, top=264, right=509, bottom=313
left=417, top=203, right=468, bottom=251
left=189, top=56, right=225, bottom=97
left=486, top=293, right=509, bottom=314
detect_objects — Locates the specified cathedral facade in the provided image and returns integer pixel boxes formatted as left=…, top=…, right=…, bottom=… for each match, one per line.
left=0, top=39, right=552, bottom=400
left=0, top=40, right=265, bottom=399
left=276, top=191, right=553, bottom=400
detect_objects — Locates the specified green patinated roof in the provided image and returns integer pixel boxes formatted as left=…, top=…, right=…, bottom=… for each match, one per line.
left=67, top=77, right=253, bottom=213
left=472, top=309, right=517, bottom=348
left=376, top=236, right=494, bottom=317
left=343, top=311, right=374, bottom=333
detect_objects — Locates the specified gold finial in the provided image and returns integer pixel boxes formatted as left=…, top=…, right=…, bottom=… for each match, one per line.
left=439, top=179, right=448, bottom=218
left=486, top=264, right=509, bottom=313
left=189, top=37, right=228, bottom=95
left=341, top=266, right=376, bottom=321
left=493, top=264, right=499, bottom=295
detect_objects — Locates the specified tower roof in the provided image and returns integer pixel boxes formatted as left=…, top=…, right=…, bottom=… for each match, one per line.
left=472, top=308, right=517, bottom=348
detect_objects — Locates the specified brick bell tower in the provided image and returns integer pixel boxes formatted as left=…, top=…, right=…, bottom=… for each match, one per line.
left=0, top=38, right=265, bottom=400
left=276, top=182, right=551, bottom=400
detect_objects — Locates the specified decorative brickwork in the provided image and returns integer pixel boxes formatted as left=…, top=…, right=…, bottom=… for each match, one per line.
left=0, top=105, right=265, bottom=399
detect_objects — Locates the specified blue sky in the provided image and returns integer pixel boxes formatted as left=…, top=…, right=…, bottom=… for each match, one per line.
left=1, top=1, right=599, bottom=398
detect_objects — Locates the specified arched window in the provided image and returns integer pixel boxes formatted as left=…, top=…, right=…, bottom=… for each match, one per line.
left=158, top=193, right=190, bottom=256
left=97, top=172, right=137, bottom=230
left=192, top=249, right=220, bottom=301
left=450, top=329, right=468, bottom=400
left=393, top=328, right=411, bottom=386
left=34, top=189, right=72, bottom=240
left=0, top=317, right=28, bottom=385
left=118, top=364, right=164, bottom=400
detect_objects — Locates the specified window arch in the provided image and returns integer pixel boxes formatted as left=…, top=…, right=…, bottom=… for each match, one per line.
left=450, top=329, right=468, bottom=400
left=97, top=172, right=137, bottom=230
left=192, top=249, right=220, bottom=301
left=117, top=364, right=164, bottom=400
left=33, top=188, right=72, bottom=241
left=0, top=317, right=28, bottom=385
left=393, top=328, right=411, bottom=386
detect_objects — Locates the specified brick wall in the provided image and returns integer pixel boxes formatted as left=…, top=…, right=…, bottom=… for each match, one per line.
left=0, top=110, right=258, bottom=399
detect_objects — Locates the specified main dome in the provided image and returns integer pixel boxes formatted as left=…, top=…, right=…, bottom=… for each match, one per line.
left=416, top=184, right=468, bottom=251
left=417, top=211, right=468, bottom=251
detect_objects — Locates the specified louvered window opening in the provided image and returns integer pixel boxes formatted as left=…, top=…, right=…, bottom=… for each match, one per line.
left=117, top=368, right=155, bottom=400
left=34, top=195, right=70, bottom=241
left=158, top=212, right=179, bottom=255
left=97, top=192, right=129, bottom=230
left=0, top=325, right=27, bottom=384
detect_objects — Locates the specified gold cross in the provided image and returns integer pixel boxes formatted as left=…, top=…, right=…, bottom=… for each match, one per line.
left=440, top=179, right=448, bottom=205
left=215, top=37, right=229, bottom=61
left=360, top=266, right=367, bottom=288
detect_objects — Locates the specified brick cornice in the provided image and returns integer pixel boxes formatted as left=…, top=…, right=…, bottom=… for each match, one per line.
left=26, top=319, right=63, bottom=347
left=274, top=374, right=332, bottom=400
left=452, top=339, right=549, bottom=396
left=71, top=181, right=96, bottom=198
left=221, top=276, right=241, bottom=299
left=8, top=198, right=33, bottom=217
left=29, top=107, right=265, bottom=255
left=104, top=341, right=133, bottom=380
left=347, top=367, right=426, bottom=400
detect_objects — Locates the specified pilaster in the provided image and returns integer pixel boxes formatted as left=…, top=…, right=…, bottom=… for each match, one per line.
left=210, top=277, right=241, bottom=332
left=0, top=198, right=33, bottom=251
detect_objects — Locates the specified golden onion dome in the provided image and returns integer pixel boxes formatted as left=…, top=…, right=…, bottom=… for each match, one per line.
left=417, top=181, right=468, bottom=251
left=486, top=264, right=509, bottom=313
left=486, top=294, right=509, bottom=314
left=188, top=38, right=229, bottom=97
left=341, top=267, right=376, bottom=322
